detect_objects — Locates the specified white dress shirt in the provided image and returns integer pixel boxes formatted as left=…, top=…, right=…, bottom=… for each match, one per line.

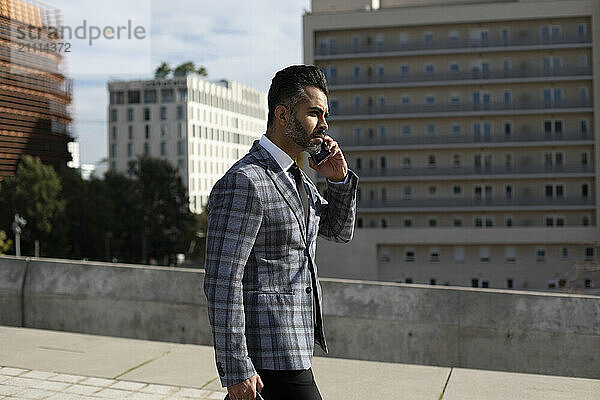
left=258, top=134, right=349, bottom=192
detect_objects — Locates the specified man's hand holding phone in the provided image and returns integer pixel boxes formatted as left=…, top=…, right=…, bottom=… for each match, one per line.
left=308, top=135, right=348, bottom=182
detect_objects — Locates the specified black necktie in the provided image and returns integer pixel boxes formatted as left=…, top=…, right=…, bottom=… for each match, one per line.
left=288, top=162, right=309, bottom=225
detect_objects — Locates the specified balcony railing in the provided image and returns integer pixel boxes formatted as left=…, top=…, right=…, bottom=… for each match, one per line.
left=346, top=164, right=594, bottom=179
left=328, top=67, right=592, bottom=87
left=315, top=34, right=592, bottom=57
left=338, top=131, right=593, bottom=147
left=357, top=196, right=595, bottom=209
left=330, top=100, right=593, bottom=117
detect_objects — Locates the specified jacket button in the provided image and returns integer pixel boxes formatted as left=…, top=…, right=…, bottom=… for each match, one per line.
left=306, top=287, right=312, bottom=294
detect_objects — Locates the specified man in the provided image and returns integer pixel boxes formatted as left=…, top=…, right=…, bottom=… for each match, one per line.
left=204, top=65, right=358, bottom=400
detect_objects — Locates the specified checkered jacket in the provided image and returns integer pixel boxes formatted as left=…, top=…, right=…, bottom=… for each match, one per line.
left=203, top=140, right=358, bottom=387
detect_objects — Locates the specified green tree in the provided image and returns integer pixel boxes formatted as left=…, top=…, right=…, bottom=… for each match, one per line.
left=0, top=156, right=64, bottom=256
left=129, top=156, right=196, bottom=264
left=174, top=61, right=199, bottom=77
left=196, top=65, right=208, bottom=77
left=155, top=61, right=172, bottom=78
left=0, top=230, right=12, bottom=255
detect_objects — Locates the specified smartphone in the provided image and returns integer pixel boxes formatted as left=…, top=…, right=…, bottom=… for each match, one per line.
left=310, top=140, right=331, bottom=166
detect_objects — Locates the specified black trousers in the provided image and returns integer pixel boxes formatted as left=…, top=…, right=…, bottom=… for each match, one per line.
left=256, top=368, right=322, bottom=400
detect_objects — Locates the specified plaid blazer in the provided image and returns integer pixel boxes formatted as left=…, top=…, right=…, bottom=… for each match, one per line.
left=204, top=140, right=358, bottom=387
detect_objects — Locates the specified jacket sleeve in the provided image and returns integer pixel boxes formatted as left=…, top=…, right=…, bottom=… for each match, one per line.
left=317, top=169, right=359, bottom=243
left=203, top=171, right=262, bottom=387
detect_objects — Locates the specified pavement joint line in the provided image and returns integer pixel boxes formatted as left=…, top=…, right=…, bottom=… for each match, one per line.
left=112, top=349, right=172, bottom=380
left=199, top=376, right=219, bottom=390
left=438, top=367, right=453, bottom=400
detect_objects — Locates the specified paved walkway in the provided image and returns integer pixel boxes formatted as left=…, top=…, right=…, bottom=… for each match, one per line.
left=1, top=326, right=599, bottom=399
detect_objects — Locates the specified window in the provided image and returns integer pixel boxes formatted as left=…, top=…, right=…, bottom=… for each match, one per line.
left=110, top=109, right=117, bottom=122
left=505, top=247, right=516, bottom=263
left=402, top=125, right=411, bottom=136
left=506, top=279, right=514, bottom=289
left=380, top=157, right=386, bottom=169
left=579, top=87, right=589, bottom=102
left=425, top=95, right=435, bottom=105
left=144, top=89, right=157, bottom=103
left=424, top=63, right=434, bottom=74
left=405, top=249, right=415, bottom=262
left=453, top=185, right=462, bottom=195
left=480, top=247, right=490, bottom=263
left=428, top=155, right=436, bottom=167
left=400, top=64, right=409, bottom=75
left=505, top=216, right=513, bottom=227
left=143, top=142, right=150, bottom=155
left=449, top=62, right=459, bottom=73
left=111, top=126, right=117, bottom=139
left=561, top=247, right=569, bottom=259
left=403, top=186, right=412, bottom=200
left=110, top=143, right=116, bottom=158
left=111, top=91, right=124, bottom=104
left=403, top=218, right=413, bottom=227
left=454, top=153, right=462, bottom=167
left=578, top=55, right=588, bottom=68
left=454, top=247, right=465, bottom=262
left=424, top=32, right=434, bottom=43
left=355, top=158, right=362, bottom=169
left=428, top=185, right=437, bottom=196
left=160, top=141, right=166, bottom=156
left=128, top=90, right=140, bottom=104
left=503, top=90, right=512, bottom=105
left=428, top=218, right=437, bottom=227
left=127, top=108, right=134, bottom=121
left=448, top=30, right=458, bottom=42
left=405, top=278, right=413, bottom=284
left=585, top=247, right=595, bottom=261
left=451, top=124, right=461, bottom=135
left=145, top=125, right=150, bottom=139
left=177, top=105, right=184, bottom=119
left=582, top=216, right=591, bottom=226
left=450, top=94, right=460, bottom=105
left=429, top=248, right=440, bottom=262
left=127, top=143, right=132, bottom=157
left=401, top=95, right=410, bottom=105
left=536, top=248, right=546, bottom=262
left=128, top=126, right=133, bottom=140
left=160, top=106, right=167, bottom=120
left=430, top=279, right=436, bottom=285
left=161, top=89, right=174, bottom=102
left=399, top=32, right=408, bottom=45
left=426, top=124, right=436, bottom=136
left=144, top=108, right=151, bottom=121
left=379, top=246, right=390, bottom=262
left=582, top=183, right=589, bottom=198
left=584, top=279, right=592, bottom=288
left=453, top=218, right=463, bottom=227
left=580, top=119, right=589, bottom=135
left=501, top=28, right=510, bottom=42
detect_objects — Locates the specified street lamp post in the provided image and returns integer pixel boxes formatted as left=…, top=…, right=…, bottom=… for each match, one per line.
left=12, top=213, right=27, bottom=257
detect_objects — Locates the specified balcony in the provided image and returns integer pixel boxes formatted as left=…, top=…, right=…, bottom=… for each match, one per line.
left=327, top=164, right=594, bottom=182
left=328, top=67, right=592, bottom=89
left=329, top=99, right=593, bottom=120
left=315, top=34, right=592, bottom=59
left=338, top=131, right=593, bottom=149
left=357, top=196, right=595, bottom=212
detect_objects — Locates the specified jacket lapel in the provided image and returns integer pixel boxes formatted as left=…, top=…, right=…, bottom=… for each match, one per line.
left=248, top=141, right=308, bottom=245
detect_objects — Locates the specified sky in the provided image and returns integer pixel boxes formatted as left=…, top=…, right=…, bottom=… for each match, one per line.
left=48, top=0, right=312, bottom=167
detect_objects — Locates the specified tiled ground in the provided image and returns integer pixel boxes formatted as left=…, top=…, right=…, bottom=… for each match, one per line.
left=0, top=367, right=224, bottom=400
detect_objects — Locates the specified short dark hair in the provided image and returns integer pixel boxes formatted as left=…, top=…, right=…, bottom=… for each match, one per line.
left=267, top=65, right=328, bottom=127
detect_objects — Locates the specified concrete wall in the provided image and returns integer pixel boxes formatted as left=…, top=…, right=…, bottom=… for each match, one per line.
left=1, top=255, right=599, bottom=379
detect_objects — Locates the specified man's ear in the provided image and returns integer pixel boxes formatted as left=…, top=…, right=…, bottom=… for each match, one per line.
left=275, top=105, right=288, bottom=125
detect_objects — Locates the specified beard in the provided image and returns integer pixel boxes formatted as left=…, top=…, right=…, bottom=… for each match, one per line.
left=285, top=113, right=322, bottom=155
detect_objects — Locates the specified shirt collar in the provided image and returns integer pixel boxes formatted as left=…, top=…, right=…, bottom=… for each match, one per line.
left=259, top=134, right=295, bottom=172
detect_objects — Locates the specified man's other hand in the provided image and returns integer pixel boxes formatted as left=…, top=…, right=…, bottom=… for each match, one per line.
left=227, top=373, right=264, bottom=400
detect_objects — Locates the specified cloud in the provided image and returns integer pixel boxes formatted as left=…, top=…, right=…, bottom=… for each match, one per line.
left=48, top=0, right=311, bottom=164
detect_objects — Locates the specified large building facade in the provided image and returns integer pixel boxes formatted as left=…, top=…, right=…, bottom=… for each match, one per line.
left=0, top=0, right=73, bottom=179
left=107, top=76, right=267, bottom=213
left=305, top=0, right=600, bottom=292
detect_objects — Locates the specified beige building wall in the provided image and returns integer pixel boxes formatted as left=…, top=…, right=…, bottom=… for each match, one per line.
left=305, top=0, right=600, bottom=292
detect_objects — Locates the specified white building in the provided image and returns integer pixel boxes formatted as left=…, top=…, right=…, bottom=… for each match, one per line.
left=107, top=75, right=267, bottom=212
